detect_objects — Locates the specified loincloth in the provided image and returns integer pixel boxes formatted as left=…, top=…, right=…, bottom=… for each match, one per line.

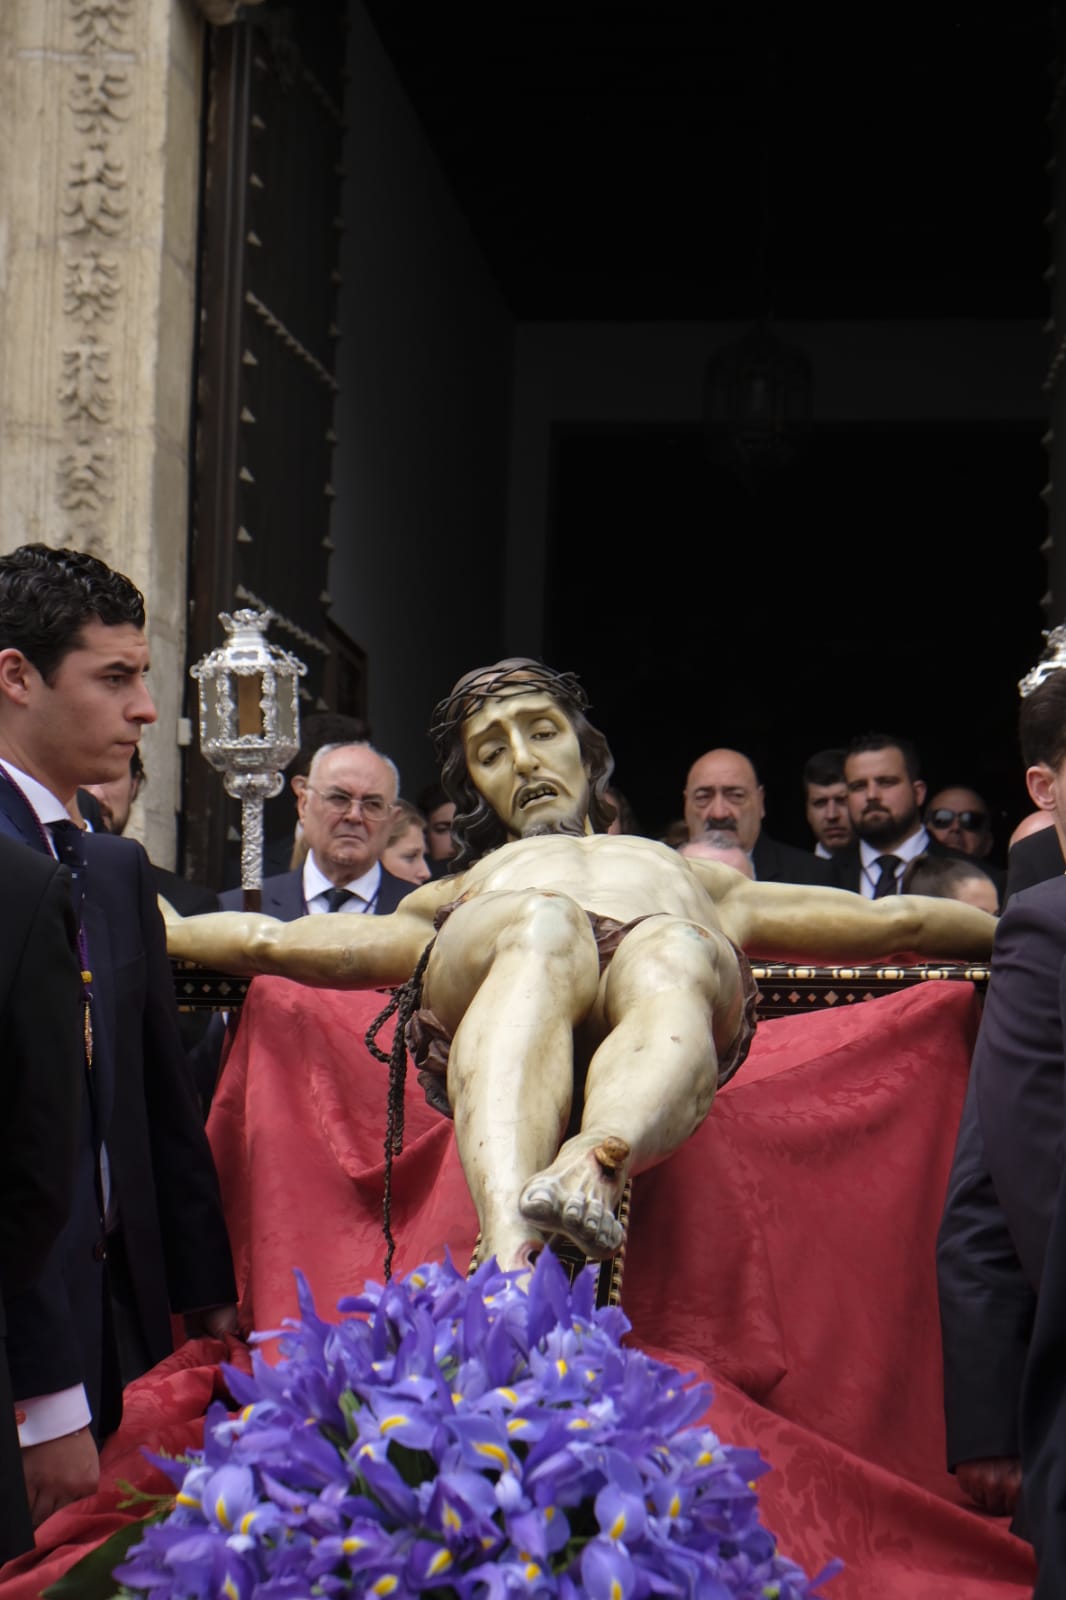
left=405, top=904, right=759, bottom=1118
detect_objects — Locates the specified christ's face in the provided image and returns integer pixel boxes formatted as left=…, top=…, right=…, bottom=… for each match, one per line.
left=461, top=689, right=590, bottom=840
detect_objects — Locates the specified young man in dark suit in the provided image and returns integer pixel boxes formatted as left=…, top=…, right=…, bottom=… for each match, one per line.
left=936, top=867, right=1066, bottom=1528
left=219, top=741, right=414, bottom=918
left=1003, top=667, right=1066, bottom=905
left=0, top=837, right=84, bottom=1560
left=0, top=543, right=237, bottom=1530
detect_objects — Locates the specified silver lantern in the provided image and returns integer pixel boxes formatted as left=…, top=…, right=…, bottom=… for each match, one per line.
left=190, top=608, right=306, bottom=906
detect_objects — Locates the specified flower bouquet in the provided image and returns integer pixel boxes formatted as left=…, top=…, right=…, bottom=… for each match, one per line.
left=111, top=1250, right=840, bottom=1599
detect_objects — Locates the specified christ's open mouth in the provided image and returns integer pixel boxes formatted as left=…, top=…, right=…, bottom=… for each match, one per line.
left=518, top=783, right=558, bottom=809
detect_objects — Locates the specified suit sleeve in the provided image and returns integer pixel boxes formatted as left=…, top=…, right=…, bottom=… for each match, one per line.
left=134, top=845, right=237, bottom=1311
left=974, top=885, right=1066, bottom=1289
left=936, top=1068, right=1035, bottom=1465
left=0, top=859, right=84, bottom=1298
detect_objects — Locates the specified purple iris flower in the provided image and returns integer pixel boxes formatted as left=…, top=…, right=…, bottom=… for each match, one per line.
left=111, top=1256, right=840, bottom=1600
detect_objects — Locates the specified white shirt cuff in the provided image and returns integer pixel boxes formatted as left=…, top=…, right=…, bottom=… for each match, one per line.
left=16, top=1386, right=92, bottom=1446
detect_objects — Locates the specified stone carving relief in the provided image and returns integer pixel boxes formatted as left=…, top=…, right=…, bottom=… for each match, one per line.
left=56, top=0, right=134, bottom=545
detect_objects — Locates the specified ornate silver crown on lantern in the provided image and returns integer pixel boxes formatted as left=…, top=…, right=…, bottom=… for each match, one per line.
left=1019, top=624, right=1066, bottom=698
left=190, top=608, right=306, bottom=901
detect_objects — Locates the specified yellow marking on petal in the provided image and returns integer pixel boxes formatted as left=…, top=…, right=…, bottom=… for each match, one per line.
left=379, top=1414, right=408, bottom=1433
left=497, top=1387, right=518, bottom=1404
left=507, top=1418, right=530, bottom=1434
left=215, top=1496, right=233, bottom=1529
left=610, top=1512, right=626, bottom=1539
left=567, top=1417, right=591, bottom=1430
left=427, top=1550, right=453, bottom=1577
left=443, top=1506, right=461, bottom=1532
left=358, top=1443, right=376, bottom=1458
left=475, top=1442, right=509, bottom=1466
left=451, top=1392, right=462, bottom=1405
left=524, top=1562, right=541, bottom=1581
left=481, top=1535, right=495, bottom=1549
left=544, top=1506, right=555, bottom=1522
left=239, top=1510, right=257, bottom=1535
left=411, top=1272, right=426, bottom=1287
left=342, top=1536, right=368, bottom=1555
left=669, top=1492, right=681, bottom=1517
left=223, top=1577, right=240, bottom=1600
left=555, top=1358, right=567, bottom=1377
left=176, top=1491, right=200, bottom=1508
left=696, top=1450, right=713, bottom=1465
left=610, top=1581, right=622, bottom=1600
left=240, top=1404, right=255, bottom=1422
left=371, top=1576, right=399, bottom=1596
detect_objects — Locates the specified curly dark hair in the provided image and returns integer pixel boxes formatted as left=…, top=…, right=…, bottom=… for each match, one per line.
left=0, top=543, right=145, bottom=682
left=428, top=657, right=616, bottom=868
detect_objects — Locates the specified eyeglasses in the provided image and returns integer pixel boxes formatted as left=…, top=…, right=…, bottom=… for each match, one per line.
left=928, top=808, right=987, bottom=832
left=306, top=787, right=392, bottom=821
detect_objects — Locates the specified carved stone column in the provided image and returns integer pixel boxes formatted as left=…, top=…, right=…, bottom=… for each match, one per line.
left=0, top=0, right=205, bottom=866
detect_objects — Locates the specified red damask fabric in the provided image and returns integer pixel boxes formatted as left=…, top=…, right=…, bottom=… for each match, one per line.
left=0, top=977, right=1036, bottom=1599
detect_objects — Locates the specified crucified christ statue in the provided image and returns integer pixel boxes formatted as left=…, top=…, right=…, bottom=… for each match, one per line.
left=167, top=658, right=995, bottom=1275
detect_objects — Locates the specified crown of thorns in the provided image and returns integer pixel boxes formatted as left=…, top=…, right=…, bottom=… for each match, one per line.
left=429, top=661, right=590, bottom=759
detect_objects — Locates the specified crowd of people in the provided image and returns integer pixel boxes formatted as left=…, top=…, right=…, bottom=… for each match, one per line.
left=2, top=540, right=1066, bottom=1597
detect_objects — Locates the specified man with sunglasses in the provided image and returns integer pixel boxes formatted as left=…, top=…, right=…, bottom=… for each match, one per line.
left=925, top=787, right=997, bottom=862
left=219, top=741, right=414, bottom=919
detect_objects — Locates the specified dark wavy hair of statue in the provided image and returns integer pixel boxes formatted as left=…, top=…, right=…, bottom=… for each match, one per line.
left=429, top=657, right=616, bottom=869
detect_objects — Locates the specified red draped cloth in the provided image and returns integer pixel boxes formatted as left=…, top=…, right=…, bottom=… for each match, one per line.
left=0, top=976, right=1036, bottom=1599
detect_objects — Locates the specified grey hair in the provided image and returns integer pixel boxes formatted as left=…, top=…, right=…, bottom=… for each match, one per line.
left=307, top=741, right=401, bottom=800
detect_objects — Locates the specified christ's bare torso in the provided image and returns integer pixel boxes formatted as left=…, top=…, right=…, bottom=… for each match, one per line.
left=423, top=831, right=727, bottom=932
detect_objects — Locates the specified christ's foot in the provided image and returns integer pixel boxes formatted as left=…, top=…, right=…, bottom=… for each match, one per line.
left=518, top=1133, right=630, bottom=1260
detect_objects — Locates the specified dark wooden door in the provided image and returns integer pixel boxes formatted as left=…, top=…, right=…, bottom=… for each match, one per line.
left=185, top=0, right=351, bottom=889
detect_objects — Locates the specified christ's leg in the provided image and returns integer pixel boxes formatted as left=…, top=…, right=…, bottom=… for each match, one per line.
left=421, top=889, right=600, bottom=1272
left=519, top=917, right=744, bottom=1258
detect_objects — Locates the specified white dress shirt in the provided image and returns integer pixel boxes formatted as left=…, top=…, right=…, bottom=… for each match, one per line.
left=858, top=827, right=931, bottom=898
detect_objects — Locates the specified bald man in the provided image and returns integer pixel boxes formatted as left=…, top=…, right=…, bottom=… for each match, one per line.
left=683, top=748, right=834, bottom=887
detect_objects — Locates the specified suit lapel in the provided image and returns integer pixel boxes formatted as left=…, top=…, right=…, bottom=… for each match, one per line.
left=0, top=771, right=50, bottom=853
left=263, top=871, right=305, bottom=921
left=79, top=893, right=115, bottom=1137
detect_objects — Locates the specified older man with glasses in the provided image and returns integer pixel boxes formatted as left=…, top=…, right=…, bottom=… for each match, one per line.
left=218, top=742, right=415, bottom=920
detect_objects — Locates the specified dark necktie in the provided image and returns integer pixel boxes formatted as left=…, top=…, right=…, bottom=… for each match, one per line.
left=49, top=819, right=87, bottom=919
left=324, top=886, right=355, bottom=913
left=49, top=819, right=95, bottom=1079
left=873, top=854, right=902, bottom=898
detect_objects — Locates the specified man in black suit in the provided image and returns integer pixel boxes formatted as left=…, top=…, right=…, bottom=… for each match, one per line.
left=0, top=543, right=237, bottom=1529
left=1019, top=972, right=1066, bottom=1594
left=682, top=747, right=834, bottom=886
left=936, top=870, right=1066, bottom=1526
left=219, top=741, right=414, bottom=918
left=0, top=838, right=83, bottom=1561
left=828, top=732, right=966, bottom=896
